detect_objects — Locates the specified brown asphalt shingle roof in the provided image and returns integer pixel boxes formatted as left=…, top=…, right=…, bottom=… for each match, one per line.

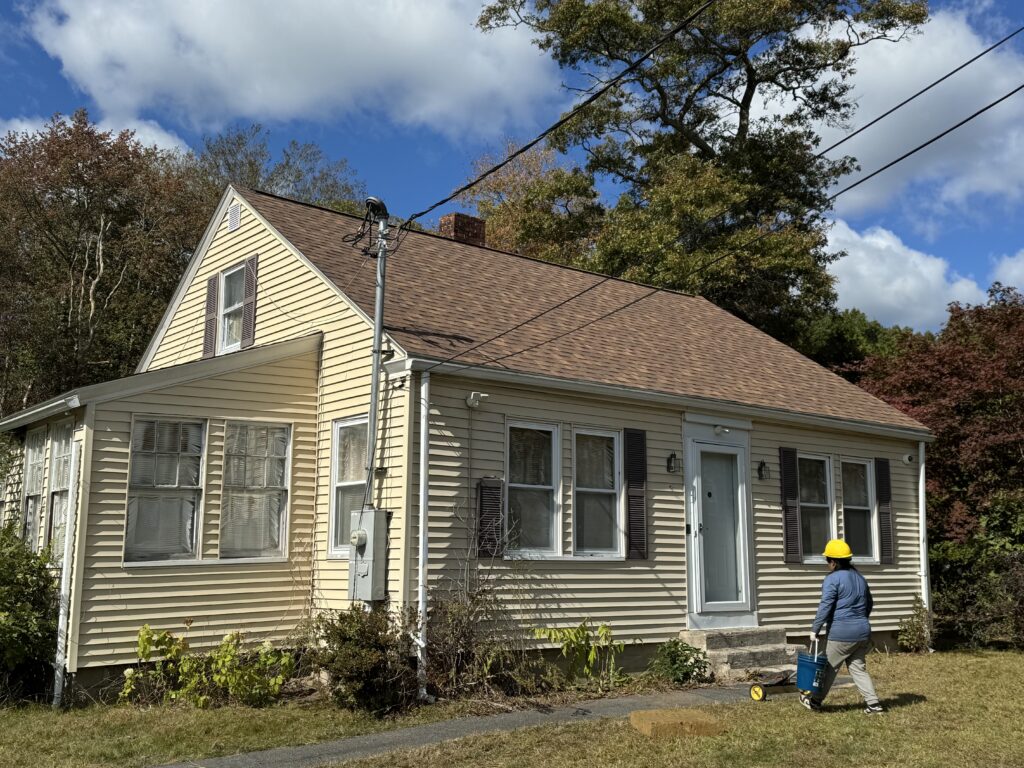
left=241, top=188, right=927, bottom=433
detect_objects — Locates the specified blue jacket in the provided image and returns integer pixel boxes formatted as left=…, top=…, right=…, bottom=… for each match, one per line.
left=811, top=568, right=873, bottom=642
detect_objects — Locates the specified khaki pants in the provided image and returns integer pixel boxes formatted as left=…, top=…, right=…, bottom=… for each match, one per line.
left=817, top=638, right=879, bottom=706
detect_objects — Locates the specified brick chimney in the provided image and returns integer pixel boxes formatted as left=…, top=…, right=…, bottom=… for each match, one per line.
left=439, top=212, right=486, bottom=248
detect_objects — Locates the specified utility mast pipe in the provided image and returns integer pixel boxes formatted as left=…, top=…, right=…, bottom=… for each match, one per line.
left=365, top=215, right=389, bottom=502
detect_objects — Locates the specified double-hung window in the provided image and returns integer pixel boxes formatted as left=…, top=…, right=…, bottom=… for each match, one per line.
left=219, top=265, right=245, bottom=354
left=126, top=419, right=204, bottom=562
left=507, top=423, right=558, bottom=553
left=574, top=429, right=621, bottom=555
left=47, top=420, right=74, bottom=555
left=841, top=460, right=877, bottom=561
left=797, top=454, right=833, bottom=560
left=22, top=426, right=47, bottom=550
left=221, top=422, right=290, bottom=559
left=330, top=416, right=368, bottom=556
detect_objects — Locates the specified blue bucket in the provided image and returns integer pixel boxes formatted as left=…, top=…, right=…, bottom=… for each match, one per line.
left=796, top=650, right=828, bottom=697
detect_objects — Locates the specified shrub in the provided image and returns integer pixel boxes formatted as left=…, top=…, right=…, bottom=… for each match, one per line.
left=534, top=620, right=624, bottom=690
left=119, top=623, right=295, bottom=708
left=898, top=596, right=933, bottom=653
left=427, top=587, right=561, bottom=698
left=647, top=640, right=712, bottom=685
left=0, top=521, right=58, bottom=702
left=311, top=606, right=418, bottom=714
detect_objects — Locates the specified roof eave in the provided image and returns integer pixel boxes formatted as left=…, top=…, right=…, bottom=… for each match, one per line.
left=388, top=357, right=934, bottom=443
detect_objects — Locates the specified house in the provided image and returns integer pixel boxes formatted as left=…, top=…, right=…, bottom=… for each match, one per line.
left=0, top=186, right=932, bottom=686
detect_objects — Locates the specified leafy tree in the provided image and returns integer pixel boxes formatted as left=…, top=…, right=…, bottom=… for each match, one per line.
left=858, top=285, right=1024, bottom=548
left=196, top=123, right=366, bottom=213
left=475, top=0, right=928, bottom=354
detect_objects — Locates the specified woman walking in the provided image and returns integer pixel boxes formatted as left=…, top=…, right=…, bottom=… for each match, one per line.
left=801, top=539, right=884, bottom=714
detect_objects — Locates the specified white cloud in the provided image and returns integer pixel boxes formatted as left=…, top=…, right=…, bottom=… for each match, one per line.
left=0, top=116, right=46, bottom=136
left=816, top=10, right=1024, bottom=221
left=828, top=219, right=986, bottom=329
left=0, top=113, right=186, bottom=150
left=993, top=250, right=1024, bottom=289
left=23, top=0, right=560, bottom=139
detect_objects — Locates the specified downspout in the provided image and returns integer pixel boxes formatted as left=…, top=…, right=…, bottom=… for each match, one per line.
left=918, top=441, right=931, bottom=611
left=416, top=371, right=431, bottom=697
left=52, top=441, right=82, bottom=707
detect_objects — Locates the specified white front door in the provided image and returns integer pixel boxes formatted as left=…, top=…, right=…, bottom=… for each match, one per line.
left=685, top=421, right=756, bottom=629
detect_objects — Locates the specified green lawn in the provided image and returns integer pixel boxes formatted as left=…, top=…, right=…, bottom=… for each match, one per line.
left=0, top=698, right=470, bottom=768
left=344, top=651, right=1024, bottom=768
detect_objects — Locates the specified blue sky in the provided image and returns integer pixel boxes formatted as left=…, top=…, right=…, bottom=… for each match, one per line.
left=2, top=0, right=1023, bottom=331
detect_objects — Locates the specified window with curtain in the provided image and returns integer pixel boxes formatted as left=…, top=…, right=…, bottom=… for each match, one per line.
left=797, top=455, right=832, bottom=559
left=508, top=424, right=557, bottom=552
left=221, top=422, right=290, bottom=559
left=574, top=430, right=620, bottom=555
left=842, top=460, right=876, bottom=560
left=219, top=265, right=245, bottom=353
left=22, top=426, right=47, bottom=551
left=47, top=420, right=74, bottom=556
left=126, top=419, right=204, bottom=562
left=330, top=417, right=367, bottom=555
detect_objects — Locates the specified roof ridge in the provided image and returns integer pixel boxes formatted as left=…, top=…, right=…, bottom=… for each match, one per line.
left=236, top=185, right=699, bottom=299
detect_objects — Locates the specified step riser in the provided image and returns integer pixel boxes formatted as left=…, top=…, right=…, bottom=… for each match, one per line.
left=678, top=627, right=787, bottom=650
left=709, top=647, right=795, bottom=670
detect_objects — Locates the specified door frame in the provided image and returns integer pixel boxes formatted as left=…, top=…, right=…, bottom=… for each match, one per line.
left=684, top=415, right=758, bottom=629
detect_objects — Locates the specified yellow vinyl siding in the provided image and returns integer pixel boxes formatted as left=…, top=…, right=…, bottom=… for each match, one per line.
left=414, top=375, right=688, bottom=644
left=74, top=351, right=318, bottom=669
left=749, top=424, right=922, bottom=634
left=142, top=194, right=409, bottom=617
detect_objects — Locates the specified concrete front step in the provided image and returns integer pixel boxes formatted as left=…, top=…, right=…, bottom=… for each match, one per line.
left=678, top=626, right=787, bottom=651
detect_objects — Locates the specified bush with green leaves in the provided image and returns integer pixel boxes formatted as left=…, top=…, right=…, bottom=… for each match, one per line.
left=898, top=596, right=933, bottom=653
left=120, top=624, right=295, bottom=708
left=1, top=521, right=58, bottom=702
left=534, top=620, right=624, bottom=690
left=311, top=606, right=419, bottom=714
left=647, top=640, right=712, bottom=685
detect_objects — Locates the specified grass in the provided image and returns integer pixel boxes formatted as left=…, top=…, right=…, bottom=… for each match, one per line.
left=343, top=651, right=1024, bottom=768
left=0, top=698, right=472, bottom=768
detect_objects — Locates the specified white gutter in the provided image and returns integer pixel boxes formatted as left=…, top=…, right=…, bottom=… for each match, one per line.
left=0, top=395, right=80, bottom=433
left=918, top=441, right=931, bottom=611
left=52, top=440, right=81, bottom=707
left=416, top=371, right=431, bottom=697
left=384, top=357, right=934, bottom=444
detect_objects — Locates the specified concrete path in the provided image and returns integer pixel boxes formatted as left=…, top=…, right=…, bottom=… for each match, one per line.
left=156, top=685, right=759, bottom=768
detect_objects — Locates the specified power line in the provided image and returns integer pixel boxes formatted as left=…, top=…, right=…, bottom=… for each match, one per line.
left=430, top=79, right=1024, bottom=375
left=818, top=24, right=1024, bottom=158
left=399, top=0, right=721, bottom=230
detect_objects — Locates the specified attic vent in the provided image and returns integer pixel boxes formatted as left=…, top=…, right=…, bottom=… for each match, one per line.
left=227, top=203, right=241, bottom=232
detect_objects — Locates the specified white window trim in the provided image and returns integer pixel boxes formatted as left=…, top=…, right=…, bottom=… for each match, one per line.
left=505, top=420, right=561, bottom=557
left=571, top=426, right=624, bottom=557
left=218, top=263, right=245, bottom=355
left=840, top=457, right=880, bottom=566
left=328, top=414, right=368, bottom=560
left=122, top=415, right=208, bottom=565
left=797, top=452, right=836, bottom=564
left=219, top=418, right=293, bottom=561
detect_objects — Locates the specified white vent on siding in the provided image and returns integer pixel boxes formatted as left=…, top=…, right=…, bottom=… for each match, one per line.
left=227, top=203, right=241, bottom=231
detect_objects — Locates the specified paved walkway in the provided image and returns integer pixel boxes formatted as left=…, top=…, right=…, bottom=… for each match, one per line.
left=157, top=685, right=761, bottom=768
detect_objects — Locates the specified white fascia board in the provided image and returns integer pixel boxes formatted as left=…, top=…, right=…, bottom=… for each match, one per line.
left=385, top=357, right=934, bottom=444
left=136, top=186, right=237, bottom=373
left=1, top=334, right=322, bottom=433
left=233, top=190, right=408, bottom=361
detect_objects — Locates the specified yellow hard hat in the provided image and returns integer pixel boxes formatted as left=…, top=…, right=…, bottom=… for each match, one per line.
left=822, top=539, right=853, bottom=559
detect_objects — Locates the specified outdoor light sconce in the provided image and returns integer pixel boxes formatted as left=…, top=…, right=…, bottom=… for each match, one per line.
left=666, top=452, right=678, bottom=473
left=713, top=425, right=731, bottom=436
left=757, top=459, right=770, bottom=481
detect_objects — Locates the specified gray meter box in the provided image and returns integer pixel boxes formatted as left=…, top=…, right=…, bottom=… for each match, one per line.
left=348, top=506, right=387, bottom=602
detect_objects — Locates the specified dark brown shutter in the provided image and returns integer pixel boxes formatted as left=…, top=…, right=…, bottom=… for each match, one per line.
left=202, top=274, right=219, bottom=358
left=875, top=458, right=895, bottom=564
left=240, top=255, right=258, bottom=349
left=477, top=476, right=504, bottom=558
left=624, top=428, right=647, bottom=559
left=779, top=447, right=802, bottom=563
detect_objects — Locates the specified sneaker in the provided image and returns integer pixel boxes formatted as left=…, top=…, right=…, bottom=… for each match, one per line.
left=800, top=694, right=822, bottom=711
left=864, top=703, right=885, bottom=715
